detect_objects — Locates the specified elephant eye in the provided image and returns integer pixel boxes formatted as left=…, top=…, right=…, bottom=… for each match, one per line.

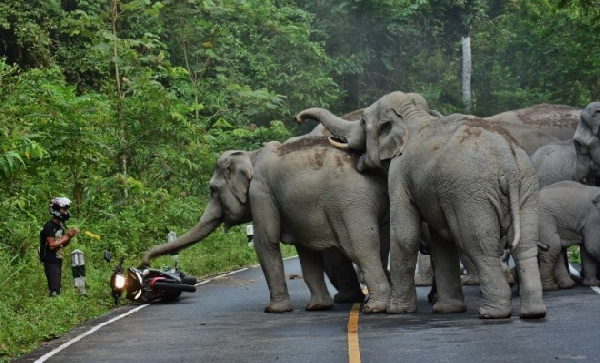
left=380, top=121, right=392, bottom=136
left=574, top=140, right=590, bottom=156
left=209, top=186, right=218, bottom=196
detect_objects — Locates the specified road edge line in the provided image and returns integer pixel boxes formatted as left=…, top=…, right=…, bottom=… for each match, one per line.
left=34, top=304, right=148, bottom=363
left=33, top=261, right=275, bottom=362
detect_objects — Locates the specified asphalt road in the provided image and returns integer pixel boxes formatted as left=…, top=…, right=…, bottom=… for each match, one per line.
left=15, top=257, right=600, bottom=363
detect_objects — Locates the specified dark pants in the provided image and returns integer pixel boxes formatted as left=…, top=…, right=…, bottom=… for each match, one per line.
left=44, top=261, right=62, bottom=295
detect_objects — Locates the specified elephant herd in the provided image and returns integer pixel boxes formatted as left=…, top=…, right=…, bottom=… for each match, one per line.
left=141, top=92, right=600, bottom=321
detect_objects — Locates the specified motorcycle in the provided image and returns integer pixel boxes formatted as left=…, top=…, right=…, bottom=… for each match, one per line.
left=104, top=251, right=197, bottom=305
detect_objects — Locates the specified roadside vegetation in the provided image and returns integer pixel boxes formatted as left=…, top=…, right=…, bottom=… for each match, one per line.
left=1, top=0, right=598, bottom=360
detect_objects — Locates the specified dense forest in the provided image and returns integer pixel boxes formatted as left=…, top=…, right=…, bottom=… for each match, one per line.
left=1, top=0, right=599, bottom=358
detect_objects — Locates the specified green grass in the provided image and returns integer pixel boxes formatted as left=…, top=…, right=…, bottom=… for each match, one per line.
left=0, top=225, right=297, bottom=361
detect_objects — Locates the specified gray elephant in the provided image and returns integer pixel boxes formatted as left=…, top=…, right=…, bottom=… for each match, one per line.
left=296, top=91, right=547, bottom=319
left=530, top=139, right=596, bottom=187
left=141, top=136, right=391, bottom=313
left=573, top=102, right=600, bottom=162
left=484, top=103, right=581, bottom=155
left=538, top=180, right=600, bottom=290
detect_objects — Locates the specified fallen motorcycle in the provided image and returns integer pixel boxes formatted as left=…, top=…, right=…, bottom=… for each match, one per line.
left=104, top=251, right=197, bottom=305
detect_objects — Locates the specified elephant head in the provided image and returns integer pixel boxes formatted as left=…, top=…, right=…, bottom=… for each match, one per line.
left=141, top=150, right=253, bottom=265
left=294, top=92, right=439, bottom=172
left=574, top=102, right=600, bottom=158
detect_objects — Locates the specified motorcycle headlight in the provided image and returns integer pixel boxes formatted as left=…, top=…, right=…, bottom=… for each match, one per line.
left=113, top=274, right=126, bottom=290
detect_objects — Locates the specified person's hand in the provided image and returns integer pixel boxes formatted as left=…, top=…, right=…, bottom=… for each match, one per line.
left=68, top=228, right=80, bottom=238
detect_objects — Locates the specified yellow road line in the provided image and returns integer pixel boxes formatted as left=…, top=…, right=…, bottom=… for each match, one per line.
left=347, top=302, right=361, bottom=363
left=348, top=286, right=368, bottom=363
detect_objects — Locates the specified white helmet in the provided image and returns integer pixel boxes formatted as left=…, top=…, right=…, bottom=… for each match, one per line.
left=50, top=197, right=72, bottom=221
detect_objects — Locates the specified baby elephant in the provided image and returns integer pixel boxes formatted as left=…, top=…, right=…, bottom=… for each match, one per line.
left=538, top=180, right=600, bottom=290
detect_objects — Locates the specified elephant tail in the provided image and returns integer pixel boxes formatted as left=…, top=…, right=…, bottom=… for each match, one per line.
left=502, top=154, right=523, bottom=251
left=508, top=176, right=521, bottom=250
left=505, top=147, right=537, bottom=251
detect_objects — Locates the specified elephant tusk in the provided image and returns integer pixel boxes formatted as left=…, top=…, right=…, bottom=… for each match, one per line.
left=328, top=136, right=350, bottom=149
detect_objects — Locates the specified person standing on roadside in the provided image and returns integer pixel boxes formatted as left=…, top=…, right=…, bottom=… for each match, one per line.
left=39, top=197, right=79, bottom=296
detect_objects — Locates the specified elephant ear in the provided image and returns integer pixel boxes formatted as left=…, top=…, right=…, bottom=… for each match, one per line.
left=377, top=107, right=409, bottom=161
left=224, top=151, right=254, bottom=204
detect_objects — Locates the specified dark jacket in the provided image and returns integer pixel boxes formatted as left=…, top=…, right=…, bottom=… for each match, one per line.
left=39, top=219, right=66, bottom=263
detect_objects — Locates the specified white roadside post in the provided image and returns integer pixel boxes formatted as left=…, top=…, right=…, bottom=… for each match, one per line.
left=246, top=224, right=254, bottom=248
left=168, top=231, right=179, bottom=270
left=70, top=249, right=86, bottom=295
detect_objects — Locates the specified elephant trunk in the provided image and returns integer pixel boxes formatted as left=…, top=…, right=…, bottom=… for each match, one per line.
left=141, top=210, right=222, bottom=266
left=295, top=108, right=365, bottom=151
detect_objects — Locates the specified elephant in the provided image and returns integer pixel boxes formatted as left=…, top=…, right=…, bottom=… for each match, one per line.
left=483, top=103, right=581, bottom=155
left=538, top=180, right=600, bottom=290
left=573, top=102, right=600, bottom=163
left=530, top=139, right=597, bottom=187
left=141, top=136, right=391, bottom=313
left=295, top=91, right=547, bottom=319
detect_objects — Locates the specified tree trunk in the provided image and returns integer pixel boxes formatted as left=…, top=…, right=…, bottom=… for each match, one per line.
left=461, top=35, right=472, bottom=114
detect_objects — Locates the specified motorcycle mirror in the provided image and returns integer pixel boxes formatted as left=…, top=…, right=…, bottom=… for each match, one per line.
left=103, top=250, right=111, bottom=263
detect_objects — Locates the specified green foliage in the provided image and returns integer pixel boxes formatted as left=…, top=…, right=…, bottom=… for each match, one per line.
left=568, top=245, right=581, bottom=264
left=2, top=0, right=600, bottom=359
left=0, top=250, right=113, bottom=358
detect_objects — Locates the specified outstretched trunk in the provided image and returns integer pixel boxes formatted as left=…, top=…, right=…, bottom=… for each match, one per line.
left=295, top=108, right=365, bottom=151
left=141, top=208, right=222, bottom=265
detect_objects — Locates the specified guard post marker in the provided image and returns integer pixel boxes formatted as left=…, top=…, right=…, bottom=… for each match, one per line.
left=70, top=249, right=86, bottom=295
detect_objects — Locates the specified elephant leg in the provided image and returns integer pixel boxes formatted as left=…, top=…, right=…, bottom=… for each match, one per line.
left=553, top=248, right=576, bottom=289
left=460, top=253, right=480, bottom=285
left=581, top=244, right=600, bottom=286
left=471, top=252, right=513, bottom=318
left=429, top=231, right=466, bottom=314
left=296, top=245, right=334, bottom=311
left=538, top=217, right=562, bottom=291
left=322, top=248, right=365, bottom=304
left=449, top=206, right=510, bottom=318
left=251, top=199, right=293, bottom=313
left=387, top=192, right=421, bottom=314
left=341, top=219, right=390, bottom=314
left=512, top=204, right=546, bottom=319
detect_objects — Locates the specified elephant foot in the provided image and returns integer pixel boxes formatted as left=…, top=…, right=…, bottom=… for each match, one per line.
left=334, top=290, right=365, bottom=304
left=432, top=300, right=467, bottom=314
left=305, top=301, right=334, bottom=311
left=519, top=303, right=547, bottom=319
left=478, top=304, right=512, bottom=319
left=363, top=299, right=387, bottom=314
left=582, top=277, right=600, bottom=287
left=557, top=278, right=576, bottom=289
left=264, top=300, right=294, bottom=313
left=542, top=282, right=560, bottom=291
left=387, top=302, right=417, bottom=314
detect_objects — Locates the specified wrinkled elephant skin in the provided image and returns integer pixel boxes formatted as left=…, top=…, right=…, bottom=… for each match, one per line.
left=538, top=181, right=600, bottom=290
left=483, top=103, right=581, bottom=155
left=296, top=91, right=547, bottom=319
left=531, top=139, right=599, bottom=187
left=142, top=137, right=390, bottom=314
